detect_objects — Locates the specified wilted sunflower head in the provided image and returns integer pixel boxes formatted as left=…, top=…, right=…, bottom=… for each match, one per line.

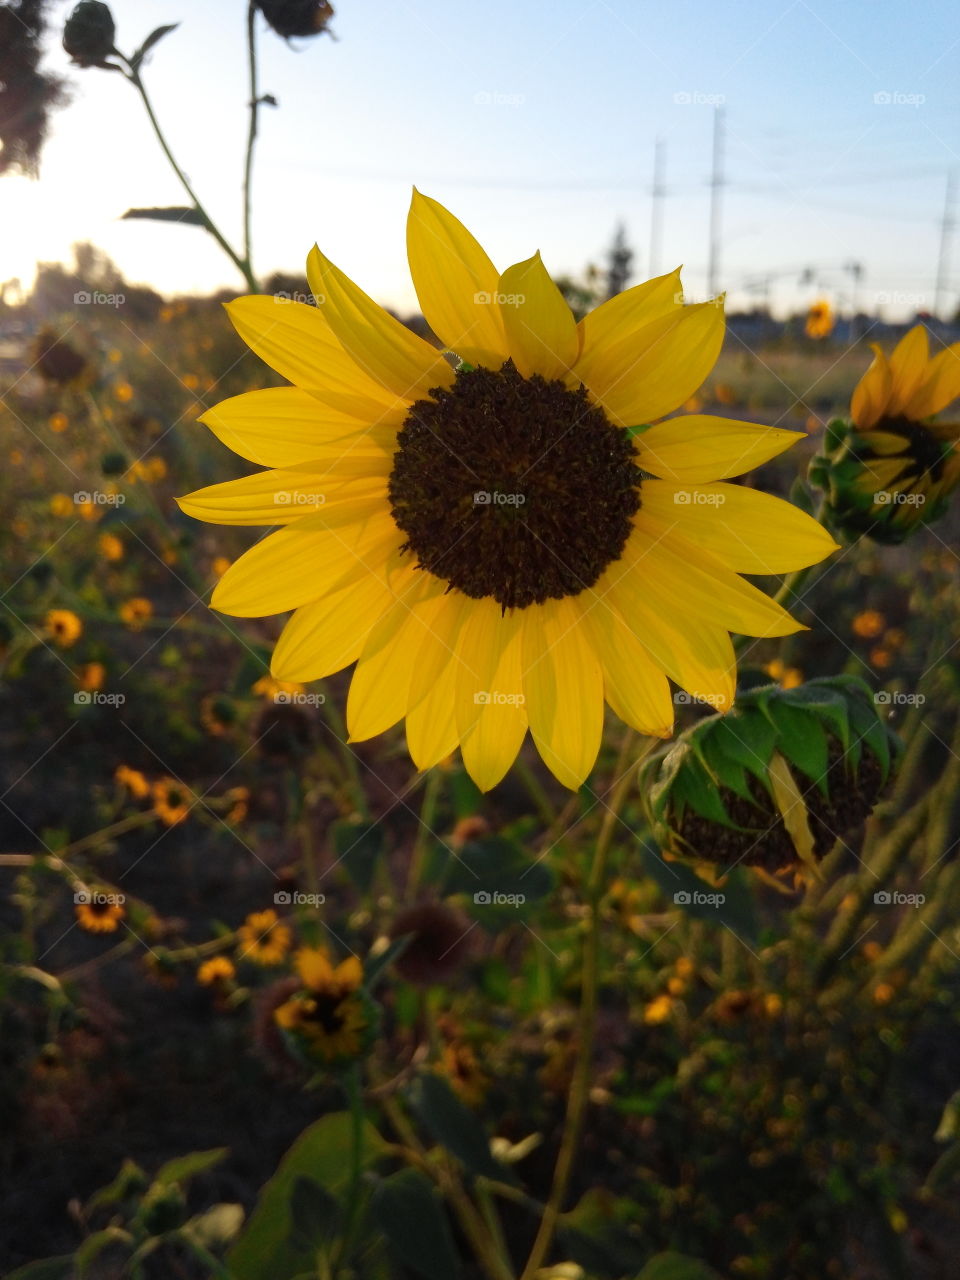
left=62, top=0, right=116, bottom=67
left=642, top=675, right=899, bottom=873
left=256, top=0, right=334, bottom=39
left=811, top=326, right=960, bottom=544
left=389, top=900, right=474, bottom=984
left=178, top=191, right=838, bottom=792
left=32, top=328, right=88, bottom=386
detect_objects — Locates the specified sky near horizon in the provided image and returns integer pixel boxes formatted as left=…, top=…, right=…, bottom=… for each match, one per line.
left=2, top=0, right=959, bottom=319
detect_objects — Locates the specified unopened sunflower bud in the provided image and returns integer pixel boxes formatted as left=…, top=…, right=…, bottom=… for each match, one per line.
left=256, top=0, right=335, bottom=39
left=63, top=1, right=116, bottom=67
left=641, top=676, right=899, bottom=873
left=810, top=418, right=957, bottom=546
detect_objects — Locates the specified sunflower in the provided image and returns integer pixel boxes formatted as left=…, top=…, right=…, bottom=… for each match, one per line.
left=179, top=191, right=837, bottom=791
left=237, top=908, right=292, bottom=966
left=804, top=299, right=834, bottom=340
left=152, top=777, right=191, bottom=825
left=115, top=763, right=151, bottom=799
left=812, top=326, right=960, bottom=542
left=119, top=597, right=153, bottom=630
left=75, top=890, right=125, bottom=933
left=273, top=946, right=369, bottom=1065
left=197, top=955, right=236, bottom=986
left=45, top=608, right=83, bottom=648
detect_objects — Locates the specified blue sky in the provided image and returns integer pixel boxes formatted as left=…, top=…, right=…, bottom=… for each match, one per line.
left=3, top=0, right=959, bottom=317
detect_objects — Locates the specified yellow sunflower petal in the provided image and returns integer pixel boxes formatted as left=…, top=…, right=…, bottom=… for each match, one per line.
left=296, top=948, right=335, bottom=988
left=886, top=325, right=929, bottom=416
left=907, top=341, right=960, bottom=419
left=451, top=600, right=528, bottom=791
left=306, top=245, right=455, bottom=401
left=271, top=571, right=393, bottom=681
left=577, top=266, right=683, bottom=353
left=405, top=597, right=469, bottom=771
left=406, top=189, right=508, bottom=366
left=211, top=514, right=402, bottom=616
left=334, top=955, right=364, bottom=990
left=635, top=415, right=803, bottom=482
left=575, top=301, right=724, bottom=427
left=629, top=517, right=803, bottom=638
left=521, top=598, right=603, bottom=789
left=497, top=253, right=579, bottom=380
left=347, top=571, right=452, bottom=741
left=178, top=469, right=389, bottom=526
left=579, top=599, right=674, bottom=736
left=639, top=480, right=839, bottom=573
left=199, top=388, right=399, bottom=468
left=225, top=296, right=400, bottom=409
left=596, top=562, right=736, bottom=710
left=851, top=344, right=892, bottom=430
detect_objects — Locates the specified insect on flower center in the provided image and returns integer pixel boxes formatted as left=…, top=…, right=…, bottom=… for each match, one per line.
left=388, top=361, right=642, bottom=610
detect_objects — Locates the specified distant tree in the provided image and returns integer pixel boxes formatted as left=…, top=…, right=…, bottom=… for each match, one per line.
left=605, top=223, right=634, bottom=300
left=0, top=0, right=68, bottom=177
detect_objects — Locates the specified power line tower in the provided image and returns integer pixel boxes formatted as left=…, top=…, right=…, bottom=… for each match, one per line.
left=649, top=137, right=666, bottom=278
left=707, top=106, right=725, bottom=300
left=934, top=170, right=956, bottom=321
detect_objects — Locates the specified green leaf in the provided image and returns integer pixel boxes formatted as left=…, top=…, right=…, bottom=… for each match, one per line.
left=154, top=1147, right=228, bottom=1187
left=443, top=834, right=553, bottom=926
left=639, top=843, right=758, bottom=942
left=636, top=1252, right=724, bottom=1280
left=84, top=1158, right=148, bottom=1213
left=288, top=1176, right=341, bottom=1249
left=407, top=1072, right=510, bottom=1183
left=228, top=1112, right=387, bottom=1280
left=130, top=23, right=179, bottom=70
left=331, top=818, right=384, bottom=892
left=75, top=1227, right=133, bottom=1276
left=181, top=1203, right=245, bottom=1249
left=122, top=206, right=207, bottom=227
left=372, top=1169, right=462, bottom=1280
left=4, top=1260, right=75, bottom=1280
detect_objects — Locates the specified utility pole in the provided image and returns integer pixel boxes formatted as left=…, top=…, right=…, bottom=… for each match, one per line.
left=707, top=106, right=725, bottom=300
left=934, top=170, right=956, bottom=321
left=649, top=137, right=666, bottom=279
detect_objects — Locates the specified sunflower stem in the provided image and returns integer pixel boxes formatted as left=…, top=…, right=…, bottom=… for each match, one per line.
left=242, top=0, right=260, bottom=276
left=333, top=1062, right=366, bottom=1275
left=519, top=727, right=638, bottom=1280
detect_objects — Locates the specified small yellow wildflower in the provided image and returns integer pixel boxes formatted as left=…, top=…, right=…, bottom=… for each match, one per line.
left=48, top=411, right=69, bottom=433
left=643, top=994, right=674, bottom=1025
left=116, top=764, right=151, bottom=799
left=197, top=955, right=236, bottom=986
left=98, top=532, right=124, bottom=562
left=852, top=610, right=886, bottom=639
left=120, top=597, right=153, bottom=630
left=45, top=609, right=83, bottom=648
left=153, top=778, right=191, bottom=826
left=238, top=909, right=292, bottom=966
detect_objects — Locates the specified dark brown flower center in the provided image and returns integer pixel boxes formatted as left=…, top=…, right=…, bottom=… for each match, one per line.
left=388, top=361, right=642, bottom=610
left=302, top=992, right=347, bottom=1034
